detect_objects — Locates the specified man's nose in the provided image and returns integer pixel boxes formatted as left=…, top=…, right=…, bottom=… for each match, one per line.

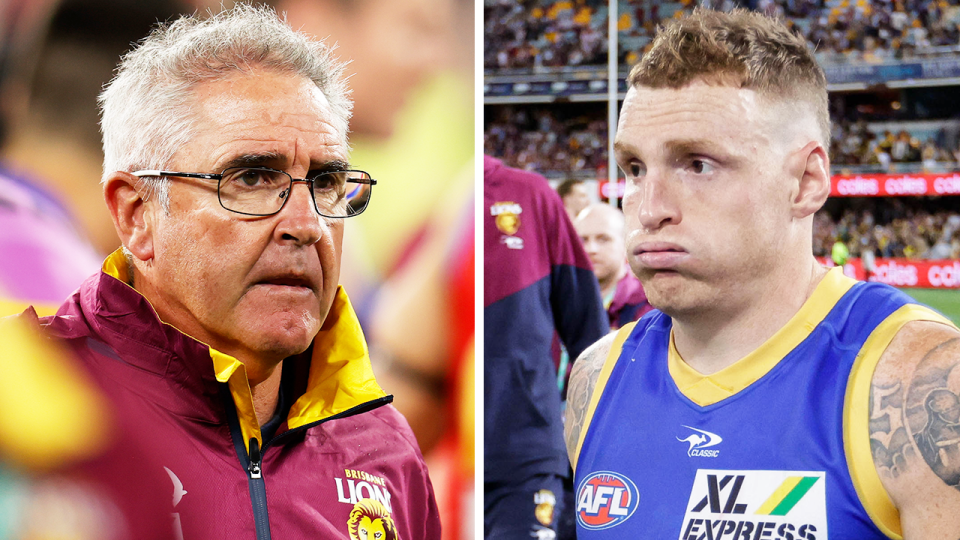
left=275, top=181, right=322, bottom=246
left=637, top=172, right=681, bottom=232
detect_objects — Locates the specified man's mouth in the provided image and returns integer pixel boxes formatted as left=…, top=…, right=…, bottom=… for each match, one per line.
left=634, top=242, right=688, bottom=269
left=260, top=277, right=311, bottom=288
left=254, top=274, right=317, bottom=293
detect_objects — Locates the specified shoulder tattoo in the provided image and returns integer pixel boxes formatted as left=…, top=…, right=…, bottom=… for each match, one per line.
left=870, top=335, right=960, bottom=490
left=565, top=332, right=615, bottom=464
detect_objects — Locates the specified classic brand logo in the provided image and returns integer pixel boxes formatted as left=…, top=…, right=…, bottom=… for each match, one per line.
left=335, top=469, right=394, bottom=513
left=677, top=425, right=723, bottom=457
left=490, top=201, right=522, bottom=236
left=575, top=471, right=639, bottom=530
left=678, top=470, right=827, bottom=540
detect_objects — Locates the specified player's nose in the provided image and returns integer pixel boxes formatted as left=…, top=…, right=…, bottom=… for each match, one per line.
left=637, top=173, right=681, bottom=231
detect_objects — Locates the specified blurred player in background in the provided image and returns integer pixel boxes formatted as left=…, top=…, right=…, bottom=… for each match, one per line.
left=370, top=171, right=475, bottom=540
left=556, top=178, right=590, bottom=222
left=0, top=315, right=172, bottom=540
left=574, top=203, right=653, bottom=329
left=567, top=8, right=960, bottom=538
left=485, top=155, right=607, bottom=539
left=0, top=0, right=146, bottom=315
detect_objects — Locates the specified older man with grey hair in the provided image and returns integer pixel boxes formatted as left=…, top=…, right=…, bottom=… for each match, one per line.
left=11, top=5, right=439, bottom=538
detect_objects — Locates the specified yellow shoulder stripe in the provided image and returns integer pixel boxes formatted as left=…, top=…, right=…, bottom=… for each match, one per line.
left=669, top=267, right=856, bottom=406
left=844, top=303, right=954, bottom=540
left=573, top=322, right=637, bottom=472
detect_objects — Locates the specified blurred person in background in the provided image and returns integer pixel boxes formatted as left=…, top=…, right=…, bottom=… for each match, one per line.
left=0, top=0, right=125, bottom=315
left=0, top=316, right=173, bottom=540
left=7, top=5, right=440, bottom=538
left=574, top=203, right=653, bottom=329
left=556, top=178, right=590, bottom=221
left=2, top=0, right=191, bottom=260
left=369, top=171, right=475, bottom=540
left=485, top=155, right=607, bottom=540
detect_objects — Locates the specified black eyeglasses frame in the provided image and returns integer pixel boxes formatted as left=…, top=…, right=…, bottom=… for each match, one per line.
left=131, top=167, right=377, bottom=218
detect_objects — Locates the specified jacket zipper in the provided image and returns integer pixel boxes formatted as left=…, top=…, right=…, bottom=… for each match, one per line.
left=222, top=384, right=392, bottom=539
left=246, top=438, right=270, bottom=540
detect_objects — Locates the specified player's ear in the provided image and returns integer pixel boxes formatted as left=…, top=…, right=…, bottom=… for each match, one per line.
left=103, top=171, right=155, bottom=262
left=788, top=140, right=830, bottom=219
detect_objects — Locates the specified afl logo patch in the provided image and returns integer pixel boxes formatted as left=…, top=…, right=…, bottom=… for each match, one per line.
left=575, top=471, right=639, bottom=530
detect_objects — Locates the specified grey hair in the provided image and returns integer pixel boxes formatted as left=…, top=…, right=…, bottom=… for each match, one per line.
left=98, top=3, right=353, bottom=209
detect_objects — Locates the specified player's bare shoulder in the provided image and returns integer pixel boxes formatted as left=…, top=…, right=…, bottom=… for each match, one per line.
left=870, top=318, right=960, bottom=537
left=565, top=330, right=618, bottom=465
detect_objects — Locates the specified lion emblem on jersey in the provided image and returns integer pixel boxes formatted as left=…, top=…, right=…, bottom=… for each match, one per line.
left=495, top=212, right=520, bottom=235
left=348, top=498, right=399, bottom=540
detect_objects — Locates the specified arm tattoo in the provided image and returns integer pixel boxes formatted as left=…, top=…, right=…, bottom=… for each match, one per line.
left=565, top=339, right=610, bottom=464
left=870, top=336, right=960, bottom=490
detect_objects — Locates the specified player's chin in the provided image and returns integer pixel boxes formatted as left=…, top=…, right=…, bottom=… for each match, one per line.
left=634, top=270, right=697, bottom=312
left=630, top=263, right=682, bottom=285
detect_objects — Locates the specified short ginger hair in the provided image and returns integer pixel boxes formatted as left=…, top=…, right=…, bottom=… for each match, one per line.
left=628, top=8, right=829, bottom=146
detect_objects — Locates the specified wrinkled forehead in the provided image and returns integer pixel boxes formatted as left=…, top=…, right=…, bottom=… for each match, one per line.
left=181, top=70, right=349, bottom=169
left=190, top=69, right=348, bottom=145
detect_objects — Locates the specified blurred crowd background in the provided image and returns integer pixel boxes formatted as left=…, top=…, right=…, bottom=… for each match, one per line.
left=485, top=0, right=960, bottom=69
left=484, top=0, right=960, bottom=271
left=0, top=0, right=473, bottom=538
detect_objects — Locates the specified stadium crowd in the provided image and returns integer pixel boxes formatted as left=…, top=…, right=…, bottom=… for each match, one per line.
left=484, top=0, right=960, bottom=70
left=815, top=199, right=960, bottom=259
left=484, top=105, right=609, bottom=174
left=830, top=119, right=958, bottom=170
left=484, top=105, right=960, bottom=175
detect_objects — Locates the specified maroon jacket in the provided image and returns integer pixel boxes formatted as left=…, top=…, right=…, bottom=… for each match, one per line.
left=33, top=250, right=440, bottom=540
left=607, top=269, right=654, bottom=330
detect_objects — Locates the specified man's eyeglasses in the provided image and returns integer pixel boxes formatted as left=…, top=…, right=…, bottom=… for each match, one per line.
left=131, top=167, right=376, bottom=218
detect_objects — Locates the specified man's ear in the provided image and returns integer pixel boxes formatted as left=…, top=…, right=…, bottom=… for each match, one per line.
left=788, top=141, right=831, bottom=219
left=103, top=172, right=154, bottom=261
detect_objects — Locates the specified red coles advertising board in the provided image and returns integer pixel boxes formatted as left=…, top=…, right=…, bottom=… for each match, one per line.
left=819, top=257, right=960, bottom=288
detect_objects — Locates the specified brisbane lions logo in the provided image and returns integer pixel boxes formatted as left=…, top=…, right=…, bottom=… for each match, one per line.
left=490, top=201, right=522, bottom=235
left=348, top=499, right=399, bottom=540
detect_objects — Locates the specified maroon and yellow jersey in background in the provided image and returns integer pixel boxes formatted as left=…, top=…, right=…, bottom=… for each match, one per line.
left=484, top=155, right=607, bottom=482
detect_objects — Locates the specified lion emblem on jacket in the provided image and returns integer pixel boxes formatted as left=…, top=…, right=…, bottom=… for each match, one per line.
left=348, top=498, right=399, bottom=540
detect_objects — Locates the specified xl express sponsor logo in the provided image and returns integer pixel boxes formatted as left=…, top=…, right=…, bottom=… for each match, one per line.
left=678, top=470, right=826, bottom=540
left=575, top=471, right=639, bottom=530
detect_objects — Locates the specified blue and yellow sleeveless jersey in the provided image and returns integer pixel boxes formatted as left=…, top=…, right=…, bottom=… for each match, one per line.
left=573, top=268, right=954, bottom=539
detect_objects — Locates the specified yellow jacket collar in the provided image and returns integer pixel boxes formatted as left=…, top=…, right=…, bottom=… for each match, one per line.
left=102, top=248, right=387, bottom=446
